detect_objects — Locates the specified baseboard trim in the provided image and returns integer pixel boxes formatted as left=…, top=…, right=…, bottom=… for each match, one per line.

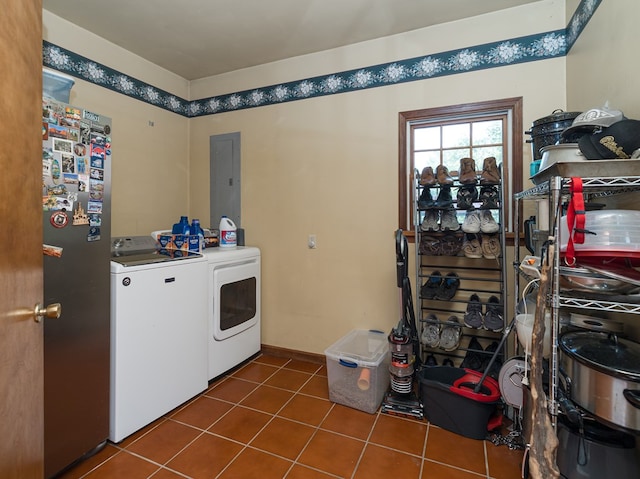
left=260, top=344, right=325, bottom=365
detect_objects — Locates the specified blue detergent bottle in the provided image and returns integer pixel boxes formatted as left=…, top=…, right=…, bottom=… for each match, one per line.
left=190, top=218, right=204, bottom=250
left=172, top=216, right=190, bottom=235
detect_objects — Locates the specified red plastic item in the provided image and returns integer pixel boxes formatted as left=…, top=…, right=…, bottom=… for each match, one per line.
left=487, top=412, right=503, bottom=432
left=449, top=369, right=501, bottom=403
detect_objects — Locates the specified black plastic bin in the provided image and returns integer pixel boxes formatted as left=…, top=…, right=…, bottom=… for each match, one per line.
left=419, top=366, right=501, bottom=440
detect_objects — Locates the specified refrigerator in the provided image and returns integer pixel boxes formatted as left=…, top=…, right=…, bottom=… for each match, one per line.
left=41, top=96, right=111, bottom=478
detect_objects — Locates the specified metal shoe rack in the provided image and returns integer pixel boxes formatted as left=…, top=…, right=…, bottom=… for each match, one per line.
left=414, top=170, right=508, bottom=369
left=513, top=171, right=640, bottom=427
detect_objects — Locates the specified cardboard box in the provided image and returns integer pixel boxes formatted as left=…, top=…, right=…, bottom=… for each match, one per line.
left=156, top=234, right=201, bottom=252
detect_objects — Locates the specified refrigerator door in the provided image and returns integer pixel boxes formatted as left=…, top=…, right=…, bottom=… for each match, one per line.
left=42, top=98, right=111, bottom=477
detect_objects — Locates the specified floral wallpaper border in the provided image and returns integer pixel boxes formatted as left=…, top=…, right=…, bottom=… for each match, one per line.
left=42, top=0, right=600, bottom=118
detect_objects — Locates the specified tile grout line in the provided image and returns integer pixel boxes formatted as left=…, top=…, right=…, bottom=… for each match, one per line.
left=348, top=409, right=383, bottom=479
left=419, top=421, right=430, bottom=478
left=211, top=356, right=327, bottom=478
left=211, top=358, right=292, bottom=479
left=283, top=400, right=339, bottom=478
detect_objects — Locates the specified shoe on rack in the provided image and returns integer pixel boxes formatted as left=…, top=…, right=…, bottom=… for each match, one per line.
left=442, top=358, right=454, bottom=367
left=440, top=208, right=460, bottom=231
left=421, top=314, right=441, bottom=348
left=436, top=165, right=454, bottom=185
left=461, top=209, right=481, bottom=233
left=462, top=233, right=483, bottom=259
left=480, top=157, right=501, bottom=184
left=425, top=354, right=438, bottom=367
left=456, top=185, right=478, bottom=210
left=460, top=337, right=484, bottom=371
left=434, top=185, right=453, bottom=208
left=421, top=271, right=443, bottom=299
left=440, top=315, right=462, bottom=351
left=479, top=210, right=500, bottom=234
left=463, top=293, right=484, bottom=329
left=481, top=234, right=501, bottom=259
left=480, top=185, right=500, bottom=209
left=418, top=187, right=434, bottom=208
left=420, top=166, right=436, bottom=186
left=419, top=235, right=441, bottom=256
left=458, top=157, right=478, bottom=184
left=435, top=272, right=460, bottom=301
left=440, top=234, right=463, bottom=257
left=421, top=209, right=439, bottom=232
left=483, top=295, right=504, bottom=332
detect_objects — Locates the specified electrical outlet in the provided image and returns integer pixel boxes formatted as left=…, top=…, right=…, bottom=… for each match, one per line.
left=308, top=234, right=317, bottom=249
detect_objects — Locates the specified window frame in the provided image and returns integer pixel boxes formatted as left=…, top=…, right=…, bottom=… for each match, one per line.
left=398, top=97, right=523, bottom=240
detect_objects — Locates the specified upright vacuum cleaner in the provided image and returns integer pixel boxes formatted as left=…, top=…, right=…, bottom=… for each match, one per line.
left=381, top=229, right=424, bottom=419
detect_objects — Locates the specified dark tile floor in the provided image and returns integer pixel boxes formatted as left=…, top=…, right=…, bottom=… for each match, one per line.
left=58, top=354, right=523, bottom=479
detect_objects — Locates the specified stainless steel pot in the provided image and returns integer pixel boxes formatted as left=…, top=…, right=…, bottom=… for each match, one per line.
left=560, top=331, right=640, bottom=431
left=538, top=144, right=585, bottom=172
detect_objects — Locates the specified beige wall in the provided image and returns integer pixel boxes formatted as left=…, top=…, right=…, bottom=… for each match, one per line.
left=43, top=11, right=191, bottom=236
left=566, top=0, right=640, bottom=118
left=44, top=1, right=575, bottom=355
left=189, top=1, right=567, bottom=353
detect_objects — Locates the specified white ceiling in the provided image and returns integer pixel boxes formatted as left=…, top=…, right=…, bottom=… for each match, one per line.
left=43, top=0, right=540, bottom=81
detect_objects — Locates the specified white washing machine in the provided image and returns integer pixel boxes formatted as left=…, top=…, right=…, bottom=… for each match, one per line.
left=110, top=236, right=209, bottom=442
left=202, top=246, right=261, bottom=380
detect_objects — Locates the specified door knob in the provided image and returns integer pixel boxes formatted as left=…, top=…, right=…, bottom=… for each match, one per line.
left=33, top=303, right=61, bottom=323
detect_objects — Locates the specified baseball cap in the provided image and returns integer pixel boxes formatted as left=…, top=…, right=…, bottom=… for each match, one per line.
left=578, top=119, right=640, bottom=159
left=562, top=106, right=625, bottom=139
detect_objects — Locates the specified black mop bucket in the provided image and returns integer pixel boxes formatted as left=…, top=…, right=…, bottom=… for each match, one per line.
left=419, top=367, right=501, bottom=439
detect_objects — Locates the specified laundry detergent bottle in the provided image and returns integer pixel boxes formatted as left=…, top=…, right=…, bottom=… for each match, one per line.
left=172, top=216, right=190, bottom=235
left=219, top=216, right=237, bottom=248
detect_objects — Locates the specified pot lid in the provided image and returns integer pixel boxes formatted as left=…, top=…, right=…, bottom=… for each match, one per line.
left=560, top=331, right=640, bottom=381
left=531, top=110, right=581, bottom=127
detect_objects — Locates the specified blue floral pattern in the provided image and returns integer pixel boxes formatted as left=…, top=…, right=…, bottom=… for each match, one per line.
left=566, top=0, right=601, bottom=49
left=42, top=0, right=599, bottom=118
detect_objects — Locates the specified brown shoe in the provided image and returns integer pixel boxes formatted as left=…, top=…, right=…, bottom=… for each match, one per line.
left=481, top=234, right=501, bottom=259
left=436, top=165, right=453, bottom=185
left=420, top=166, right=436, bottom=186
left=459, top=157, right=477, bottom=184
left=480, top=157, right=501, bottom=184
left=462, top=234, right=483, bottom=259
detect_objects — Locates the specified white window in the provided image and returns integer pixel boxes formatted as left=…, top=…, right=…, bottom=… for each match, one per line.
left=399, top=98, right=524, bottom=236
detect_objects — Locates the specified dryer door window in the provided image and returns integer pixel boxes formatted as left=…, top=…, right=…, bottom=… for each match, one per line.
left=220, top=277, right=256, bottom=331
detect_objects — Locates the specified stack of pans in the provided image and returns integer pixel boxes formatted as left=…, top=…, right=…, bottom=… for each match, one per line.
left=525, top=110, right=581, bottom=161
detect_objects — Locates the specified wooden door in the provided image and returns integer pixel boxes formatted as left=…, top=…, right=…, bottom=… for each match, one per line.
left=0, top=1, right=45, bottom=478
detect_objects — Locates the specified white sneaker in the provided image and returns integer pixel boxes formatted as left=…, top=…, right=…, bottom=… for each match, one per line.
left=479, top=210, right=499, bottom=233
left=421, top=209, right=439, bottom=232
left=461, top=210, right=481, bottom=233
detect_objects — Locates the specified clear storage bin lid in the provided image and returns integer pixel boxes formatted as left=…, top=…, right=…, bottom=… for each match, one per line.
left=324, top=329, right=389, bottom=367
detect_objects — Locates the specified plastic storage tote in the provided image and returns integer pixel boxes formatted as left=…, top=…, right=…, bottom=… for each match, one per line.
left=324, top=329, right=390, bottom=414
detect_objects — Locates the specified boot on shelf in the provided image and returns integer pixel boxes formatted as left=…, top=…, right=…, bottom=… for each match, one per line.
left=459, top=157, right=478, bottom=184
left=480, top=156, right=501, bottom=184
left=436, top=165, right=454, bottom=185
left=420, top=166, right=436, bottom=186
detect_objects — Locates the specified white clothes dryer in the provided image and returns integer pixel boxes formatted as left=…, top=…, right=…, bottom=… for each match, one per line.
left=202, top=246, right=261, bottom=380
